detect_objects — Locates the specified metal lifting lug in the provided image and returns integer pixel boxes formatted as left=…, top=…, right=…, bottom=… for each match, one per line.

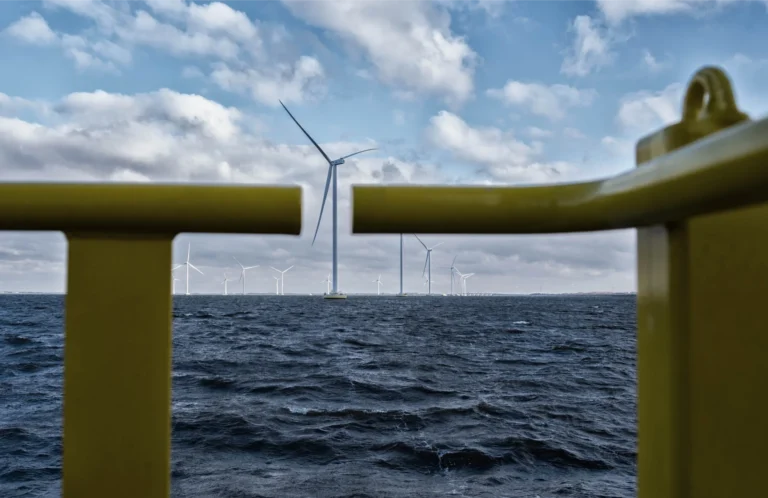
left=636, top=66, right=751, bottom=166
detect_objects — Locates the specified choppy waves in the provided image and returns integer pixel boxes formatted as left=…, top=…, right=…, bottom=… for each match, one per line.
left=1, top=294, right=636, bottom=497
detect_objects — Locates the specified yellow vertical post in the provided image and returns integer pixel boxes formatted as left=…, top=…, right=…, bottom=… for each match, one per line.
left=63, top=235, right=173, bottom=498
left=637, top=67, right=768, bottom=497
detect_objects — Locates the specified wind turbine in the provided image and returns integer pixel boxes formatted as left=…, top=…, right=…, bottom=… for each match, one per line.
left=174, top=243, right=203, bottom=295
left=233, top=256, right=258, bottom=295
left=279, top=100, right=376, bottom=300
left=448, top=256, right=459, bottom=295
left=273, top=276, right=280, bottom=295
left=414, top=234, right=442, bottom=295
left=372, top=274, right=383, bottom=295
left=171, top=274, right=180, bottom=295
left=321, top=274, right=331, bottom=295
left=221, top=273, right=235, bottom=295
left=461, top=273, right=475, bottom=296
left=270, top=266, right=294, bottom=295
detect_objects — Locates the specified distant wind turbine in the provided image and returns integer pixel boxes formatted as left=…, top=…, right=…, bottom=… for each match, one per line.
left=321, top=274, right=331, bottom=295
left=221, top=273, right=235, bottom=295
left=233, top=256, right=258, bottom=295
left=414, top=234, right=442, bottom=295
left=372, top=274, right=383, bottom=295
left=461, top=273, right=475, bottom=296
left=171, top=275, right=180, bottom=295
left=279, top=100, right=376, bottom=300
left=270, top=266, right=294, bottom=295
left=174, top=243, right=203, bottom=295
left=448, top=256, right=459, bottom=296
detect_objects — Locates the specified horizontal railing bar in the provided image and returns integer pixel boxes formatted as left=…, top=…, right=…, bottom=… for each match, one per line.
left=0, top=183, right=301, bottom=234
left=352, top=115, right=768, bottom=234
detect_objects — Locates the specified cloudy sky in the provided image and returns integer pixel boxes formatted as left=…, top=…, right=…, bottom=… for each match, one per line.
left=0, top=0, right=766, bottom=295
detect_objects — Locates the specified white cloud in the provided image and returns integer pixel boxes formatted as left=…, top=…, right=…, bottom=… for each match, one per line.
left=595, top=0, right=755, bottom=24
left=210, top=56, right=326, bottom=106
left=35, top=0, right=324, bottom=104
left=281, top=0, right=477, bottom=105
left=561, top=15, right=615, bottom=77
left=526, top=126, right=552, bottom=139
left=3, top=12, right=121, bottom=72
left=3, top=11, right=57, bottom=45
left=617, top=82, right=683, bottom=132
left=425, top=111, right=572, bottom=183
left=487, top=81, right=596, bottom=121
left=642, top=49, right=664, bottom=72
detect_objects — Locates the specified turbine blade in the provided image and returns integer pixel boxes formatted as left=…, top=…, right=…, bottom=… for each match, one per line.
left=172, top=264, right=182, bottom=271
left=451, top=256, right=457, bottom=266
left=338, top=148, right=377, bottom=161
left=189, top=263, right=204, bottom=275
left=186, top=243, right=190, bottom=262
left=312, top=166, right=333, bottom=246
left=285, top=266, right=294, bottom=272
left=244, top=265, right=259, bottom=270
left=279, top=100, right=333, bottom=165
left=233, top=256, right=245, bottom=268
left=413, top=234, right=428, bottom=249
left=422, top=254, right=428, bottom=277
left=432, top=242, right=444, bottom=249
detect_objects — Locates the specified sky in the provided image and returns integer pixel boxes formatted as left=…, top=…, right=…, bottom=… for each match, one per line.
left=0, top=0, right=767, bottom=295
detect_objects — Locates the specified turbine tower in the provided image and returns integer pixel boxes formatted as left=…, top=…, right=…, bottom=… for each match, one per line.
left=279, top=100, right=376, bottom=300
left=171, top=275, right=180, bottom=295
left=273, top=276, right=280, bottom=295
left=372, top=274, right=383, bottom=295
left=174, top=243, right=203, bottom=295
left=414, top=234, right=442, bottom=295
left=233, top=256, right=258, bottom=295
left=322, top=274, right=331, bottom=295
left=270, top=266, right=294, bottom=295
left=221, top=273, right=235, bottom=295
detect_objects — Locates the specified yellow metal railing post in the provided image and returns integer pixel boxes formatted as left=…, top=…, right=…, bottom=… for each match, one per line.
left=352, top=67, right=768, bottom=498
left=64, top=235, right=173, bottom=498
left=0, top=183, right=301, bottom=498
left=635, top=67, right=768, bottom=498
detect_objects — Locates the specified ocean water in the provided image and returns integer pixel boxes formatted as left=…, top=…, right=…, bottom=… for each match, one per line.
left=0, top=294, right=637, bottom=497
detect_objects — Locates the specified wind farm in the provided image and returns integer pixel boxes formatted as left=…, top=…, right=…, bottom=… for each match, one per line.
left=167, top=238, right=489, bottom=297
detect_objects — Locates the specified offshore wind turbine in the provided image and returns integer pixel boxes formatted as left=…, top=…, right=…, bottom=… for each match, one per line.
left=448, top=256, right=459, bottom=296
left=175, top=243, right=203, bottom=295
left=233, top=257, right=258, bottom=295
left=322, top=274, right=331, bottom=295
left=273, top=276, right=280, bottom=295
left=171, top=276, right=180, bottom=295
left=372, top=274, right=383, bottom=295
left=414, top=234, right=442, bottom=295
left=279, top=100, right=376, bottom=300
left=461, top=273, right=475, bottom=296
left=221, top=273, right=235, bottom=295
left=270, top=266, right=294, bottom=295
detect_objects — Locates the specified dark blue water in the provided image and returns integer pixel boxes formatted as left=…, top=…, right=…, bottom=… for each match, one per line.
left=1, top=294, right=636, bottom=497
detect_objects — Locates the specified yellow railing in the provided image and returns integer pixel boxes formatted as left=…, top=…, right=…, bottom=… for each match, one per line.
left=353, top=67, right=768, bottom=498
left=1, top=66, right=765, bottom=497
left=0, top=185, right=301, bottom=498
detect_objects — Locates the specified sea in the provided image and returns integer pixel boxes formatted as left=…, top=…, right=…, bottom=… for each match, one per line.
left=0, top=294, right=637, bottom=498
